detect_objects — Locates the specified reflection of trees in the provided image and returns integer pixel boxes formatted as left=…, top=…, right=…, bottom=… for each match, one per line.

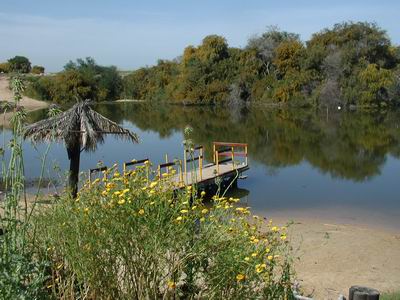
left=28, top=103, right=400, bottom=182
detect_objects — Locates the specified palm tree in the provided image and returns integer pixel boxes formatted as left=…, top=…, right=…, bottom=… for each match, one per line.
left=24, top=100, right=138, bottom=198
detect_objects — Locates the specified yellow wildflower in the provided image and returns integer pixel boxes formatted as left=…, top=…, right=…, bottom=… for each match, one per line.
left=267, top=255, right=273, bottom=260
left=201, top=191, right=206, bottom=197
left=167, top=280, right=176, bottom=289
left=180, top=209, right=189, bottom=214
left=201, top=208, right=208, bottom=214
left=118, top=199, right=125, bottom=205
left=251, top=252, right=258, bottom=257
left=236, top=274, right=245, bottom=281
left=176, top=216, right=183, bottom=221
left=138, top=209, right=145, bottom=215
left=271, top=226, right=279, bottom=232
left=191, top=205, right=197, bottom=210
left=149, top=181, right=157, bottom=188
left=280, top=235, right=287, bottom=241
left=114, top=191, right=121, bottom=196
left=186, top=185, right=192, bottom=191
left=199, top=217, right=205, bottom=222
left=244, top=257, right=250, bottom=261
left=265, top=248, right=270, bottom=253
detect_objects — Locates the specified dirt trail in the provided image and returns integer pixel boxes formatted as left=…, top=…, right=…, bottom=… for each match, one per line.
left=0, top=75, right=48, bottom=127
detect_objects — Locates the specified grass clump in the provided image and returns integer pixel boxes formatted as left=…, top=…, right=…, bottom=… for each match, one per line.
left=33, top=166, right=294, bottom=299
left=382, top=291, right=400, bottom=300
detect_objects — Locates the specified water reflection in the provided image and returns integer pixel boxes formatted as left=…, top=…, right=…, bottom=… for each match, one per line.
left=87, top=103, right=400, bottom=182
left=3, top=103, right=400, bottom=227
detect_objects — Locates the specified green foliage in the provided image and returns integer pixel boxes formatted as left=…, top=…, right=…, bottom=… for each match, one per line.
left=382, top=291, right=400, bottom=300
left=32, top=167, right=294, bottom=299
left=26, top=57, right=122, bottom=103
left=122, top=22, right=399, bottom=107
left=0, top=77, right=48, bottom=299
left=31, top=65, right=45, bottom=74
left=357, top=64, right=394, bottom=106
left=7, top=56, right=32, bottom=73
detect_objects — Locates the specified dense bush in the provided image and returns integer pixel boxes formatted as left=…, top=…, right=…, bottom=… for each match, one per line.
left=32, top=166, right=294, bottom=299
left=8, top=56, right=32, bottom=73
left=31, top=65, right=45, bottom=74
left=122, top=22, right=400, bottom=107
left=26, top=57, right=122, bottom=103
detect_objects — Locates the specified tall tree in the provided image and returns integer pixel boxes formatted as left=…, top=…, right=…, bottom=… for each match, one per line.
left=8, top=56, right=31, bottom=73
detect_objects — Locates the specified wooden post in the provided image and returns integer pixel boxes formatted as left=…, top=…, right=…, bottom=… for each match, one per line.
left=199, top=147, right=203, bottom=180
left=213, top=143, right=216, bottom=164
left=231, top=146, right=234, bottom=170
left=179, top=160, right=184, bottom=186
left=123, top=163, right=126, bottom=176
left=349, top=286, right=380, bottom=300
left=146, top=162, right=149, bottom=183
left=245, top=145, right=248, bottom=165
left=215, top=150, right=219, bottom=174
left=88, top=170, right=91, bottom=187
left=158, top=165, right=161, bottom=180
left=165, top=154, right=169, bottom=174
left=183, top=148, right=187, bottom=182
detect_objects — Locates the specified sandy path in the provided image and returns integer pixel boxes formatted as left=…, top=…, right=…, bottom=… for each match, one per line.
left=271, top=216, right=400, bottom=299
left=0, top=75, right=48, bottom=127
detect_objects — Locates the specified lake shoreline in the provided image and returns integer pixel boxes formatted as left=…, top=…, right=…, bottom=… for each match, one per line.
left=0, top=76, right=48, bottom=128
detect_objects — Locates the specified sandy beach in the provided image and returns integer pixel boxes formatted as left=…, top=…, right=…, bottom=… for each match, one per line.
left=270, top=215, right=400, bottom=299
left=0, top=75, right=48, bottom=127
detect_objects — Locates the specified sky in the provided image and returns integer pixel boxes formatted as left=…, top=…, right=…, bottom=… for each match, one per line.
left=0, top=1, right=398, bottom=72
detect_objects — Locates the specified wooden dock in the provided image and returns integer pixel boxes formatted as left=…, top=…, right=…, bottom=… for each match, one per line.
left=88, top=142, right=249, bottom=190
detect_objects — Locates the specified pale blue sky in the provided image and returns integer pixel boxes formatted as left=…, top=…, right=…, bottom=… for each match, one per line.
left=0, top=1, right=398, bottom=72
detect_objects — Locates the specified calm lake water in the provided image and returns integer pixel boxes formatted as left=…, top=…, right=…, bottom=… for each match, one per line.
left=2, top=103, right=400, bottom=229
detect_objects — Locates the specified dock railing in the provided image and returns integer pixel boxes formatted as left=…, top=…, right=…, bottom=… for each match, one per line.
left=184, top=145, right=204, bottom=181
left=123, top=158, right=150, bottom=182
left=157, top=159, right=184, bottom=186
left=88, top=166, right=107, bottom=186
left=213, top=142, right=248, bottom=175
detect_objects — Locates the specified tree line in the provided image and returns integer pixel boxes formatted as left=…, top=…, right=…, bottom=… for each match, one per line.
left=22, top=22, right=400, bottom=107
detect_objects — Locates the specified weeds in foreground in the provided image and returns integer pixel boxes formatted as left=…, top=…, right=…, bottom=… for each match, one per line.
left=0, top=76, right=48, bottom=299
left=33, top=165, right=294, bottom=299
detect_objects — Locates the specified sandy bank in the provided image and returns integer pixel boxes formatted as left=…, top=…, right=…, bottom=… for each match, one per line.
left=0, top=76, right=48, bottom=127
left=271, top=216, right=400, bottom=299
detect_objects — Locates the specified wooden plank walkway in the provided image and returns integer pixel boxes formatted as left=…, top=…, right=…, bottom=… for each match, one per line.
left=171, top=161, right=249, bottom=188
left=88, top=142, right=249, bottom=190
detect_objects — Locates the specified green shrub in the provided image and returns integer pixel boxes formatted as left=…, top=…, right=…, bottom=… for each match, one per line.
left=33, top=166, right=294, bottom=299
left=8, top=56, right=31, bottom=73
left=31, top=65, right=45, bottom=74
left=0, top=62, right=10, bottom=73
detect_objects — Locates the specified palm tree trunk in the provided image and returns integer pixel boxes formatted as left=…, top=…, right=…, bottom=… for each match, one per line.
left=67, top=142, right=81, bottom=198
